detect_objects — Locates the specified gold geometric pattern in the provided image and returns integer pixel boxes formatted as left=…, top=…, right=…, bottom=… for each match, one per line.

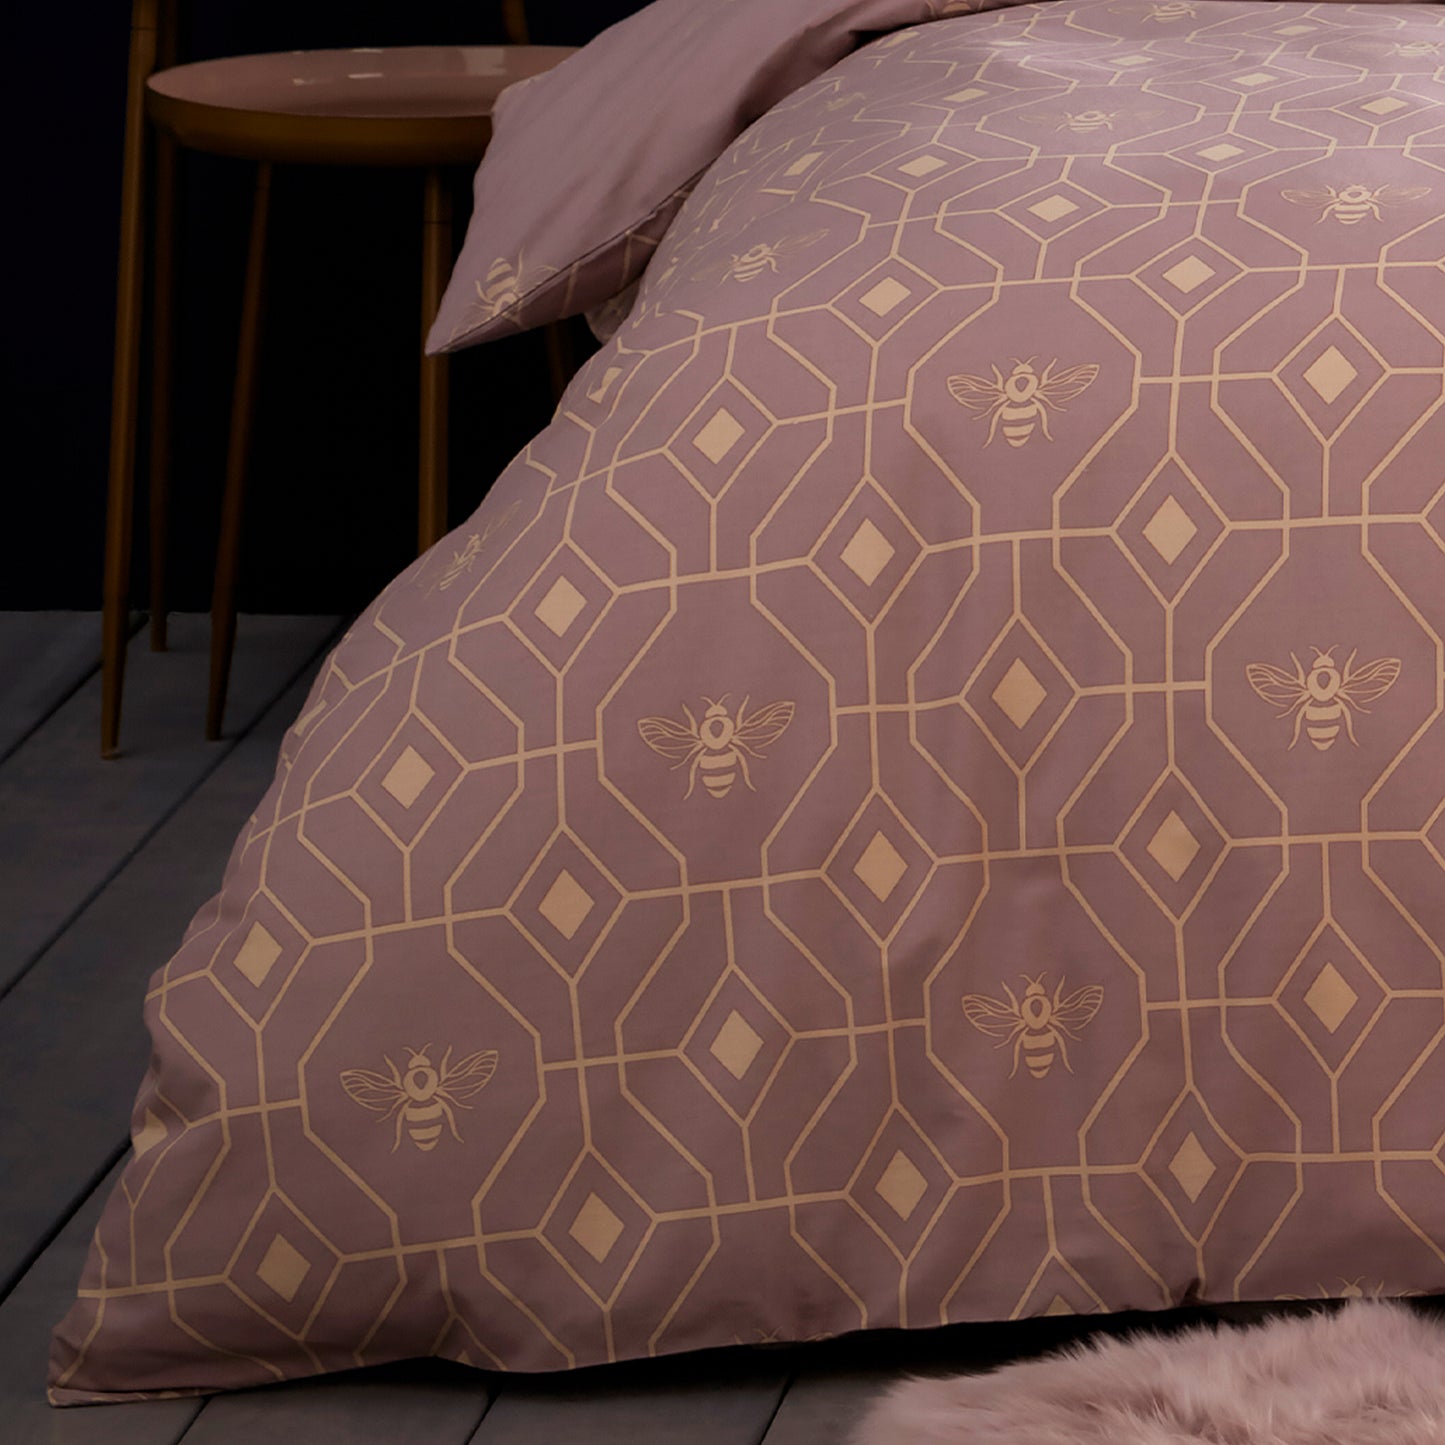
left=854, top=830, right=909, bottom=903
left=875, top=1150, right=929, bottom=1221
left=569, top=1193, right=625, bottom=1263
left=1146, top=812, right=1201, bottom=883
left=710, top=1010, right=764, bottom=1081
left=533, top=576, right=587, bottom=637
left=1142, top=497, right=1197, bottom=564
left=991, top=658, right=1048, bottom=730
left=233, top=921, right=283, bottom=988
left=537, top=870, right=594, bottom=940
left=839, top=518, right=897, bottom=584
left=693, top=407, right=745, bottom=463
left=256, top=1234, right=311, bottom=1303
left=1304, top=963, right=1359, bottom=1036
left=56, top=0, right=1445, bottom=1408
left=1302, top=346, right=1357, bottom=405
left=859, top=277, right=913, bottom=316
left=380, top=745, right=436, bottom=808
left=1168, top=1134, right=1217, bottom=1204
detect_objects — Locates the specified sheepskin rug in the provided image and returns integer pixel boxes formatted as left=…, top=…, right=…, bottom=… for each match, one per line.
left=853, top=1302, right=1445, bottom=1444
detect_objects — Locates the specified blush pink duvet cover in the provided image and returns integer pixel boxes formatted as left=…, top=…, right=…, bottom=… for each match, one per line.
left=54, top=0, right=1445, bottom=1405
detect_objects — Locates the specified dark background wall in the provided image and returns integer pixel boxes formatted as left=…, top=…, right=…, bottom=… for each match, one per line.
left=8, top=2, right=645, bottom=615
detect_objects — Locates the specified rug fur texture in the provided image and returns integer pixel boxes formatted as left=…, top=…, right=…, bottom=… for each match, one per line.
left=852, top=1303, right=1445, bottom=1444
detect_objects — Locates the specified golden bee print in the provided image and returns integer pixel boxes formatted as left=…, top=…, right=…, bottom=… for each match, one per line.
left=637, top=695, right=795, bottom=800
left=431, top=502, right=520, bottom=593
left=1282, top=182, right=1432, bottom=226
left=961, top=975, right=1104, bottom=1079
left=1021, top=108, right=1155, bottom=134
left=947, top=357, right=1100, bottom=448
left=1246, top=647, right=1401, bottom=751
left=703, top=231, right=828, bottom=285
left=340, top=1045, right=498, bottom=1152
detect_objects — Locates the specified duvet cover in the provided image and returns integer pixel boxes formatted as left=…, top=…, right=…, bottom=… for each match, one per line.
left=54, top=0, right=1445, bottom=1404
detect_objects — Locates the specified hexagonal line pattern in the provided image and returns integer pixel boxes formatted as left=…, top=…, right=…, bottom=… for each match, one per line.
left=55, top=0, right=1445, bottom=1407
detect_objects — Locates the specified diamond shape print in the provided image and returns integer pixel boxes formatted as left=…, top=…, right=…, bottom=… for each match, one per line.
left=568, top=1193, right=624, bottom=1263
left=545, top=1155, right=650, bottom=1299
left=1119, top=464, right=1222, bottom=599
left=711, top=1010, right=764, bottom=1080
left=234, top=921, right=283, bottom=988
left=685, top=972, right=789, bottom=1114
left=1276, top=926, right=1385, bottom=1073
left=964, top=619, right=1074, bottom=769
left=855, top=832, right=909, bottom=903
left=992, top=659, right=1048, bottom=730
left=1278, top=324, right=1383, bottom=438
left=1145, top=1096, right=1238, bottom=1235
left=381, top=745, right=436, bottom=808
left=816, top=488, right=919, bottom=620
left=1175, top=134, right=1262, bottom=172
left=534, top=577, right=587, bottom=637
left=671, top=384, right=768, bottom=497
left=1141, top=497, right=1197, bottom=565
left=362, top=721, right=463, bottom=843
left=827, top=794, right=930, bottom=935
left=876, top=1150, right=929, bottom=1220
left=855, top=1114, right=948, bottom=1254
left=513, top=835, right=620, bottom=975
left=898, top=152, right=948, bottom=178
left=843, top=265, right=934, bottom=338
left=840, top=518, right=896, bottom=585
left=233, top=1197, right=335, bottom=1326
left=859, top=277, right=912, bottom=318
left=1168, top=1132, right=1216, bottom=1202
left=1121, top=773, right=1223, bottom=913
left=1010, top=183, right=1097, bottom=239
left=1304, top=963, right=1357, bottom=1035
left=512, top=552, right=607, bottom=667
left=1145, top=243, right=1237, bottom=317
left=221, top=901, right=305, bottom=1017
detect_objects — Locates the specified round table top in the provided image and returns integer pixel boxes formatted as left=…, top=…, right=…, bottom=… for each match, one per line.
left=146, top=45, right=577, bottom=166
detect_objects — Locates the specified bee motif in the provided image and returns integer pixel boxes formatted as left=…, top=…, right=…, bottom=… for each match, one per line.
left=1279, top=1279, right=1422, bottom=1302
left=451, top=254, right=555, bottom=339
left=947, top=357, right=1101, bottom=448
left=637, top=695, right=795, bottom=800
left=1246, top=647, right=1401, bottom=751
left=702, top=231, right=829, bottom=285
left=1021, top=108, right=1149, bottom=133
left=1387, top=40, right=1444, bottom=59
left=961, top=975, right=1105, bottom=1079
left=340, top=1044, right=498, bottom=1152
left=430, top=502, right=520, bottom=593
left=1282, top=182, right=1432, bottom=225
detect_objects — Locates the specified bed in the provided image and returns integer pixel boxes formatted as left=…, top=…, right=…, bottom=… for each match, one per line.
left=51, top=0, right=1445, bottom=1406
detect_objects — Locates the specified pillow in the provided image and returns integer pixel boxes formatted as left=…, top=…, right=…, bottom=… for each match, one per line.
left=425, top=0, right=1047, bottom=354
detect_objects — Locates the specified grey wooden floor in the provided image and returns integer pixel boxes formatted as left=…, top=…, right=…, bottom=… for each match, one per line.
left=0, top=611, right=1211, bottom=1445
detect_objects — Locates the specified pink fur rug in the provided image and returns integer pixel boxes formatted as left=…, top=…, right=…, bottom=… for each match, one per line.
left=853, top=1303, right=1445, bottom=1444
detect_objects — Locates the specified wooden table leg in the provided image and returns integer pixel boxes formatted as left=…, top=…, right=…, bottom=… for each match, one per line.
left=418, top=167, right=451, bottom=554
left=101, top=0, right=161, bottom=758
left=207, top=161, right=271, bottom=742
left=147, top=129, right=178, bottom=653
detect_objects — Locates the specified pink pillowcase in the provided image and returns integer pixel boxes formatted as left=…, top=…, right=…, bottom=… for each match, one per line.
left=426, top=0, right=1441, bottom=355
left=425, top=0, right=1027, bottom=354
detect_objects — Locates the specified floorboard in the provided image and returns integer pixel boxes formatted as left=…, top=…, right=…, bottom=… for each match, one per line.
left=177, top=1362, right=492, bottom=1445
left=470, top=1352, right=791, bottom=1445
left=0, top=1162, right=201, bottom=1445
left=0, top=627, right=336, bottom=1299
left=0, top=612, right=338, bottom=999
left=0, top=611, right=113, bottom=766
